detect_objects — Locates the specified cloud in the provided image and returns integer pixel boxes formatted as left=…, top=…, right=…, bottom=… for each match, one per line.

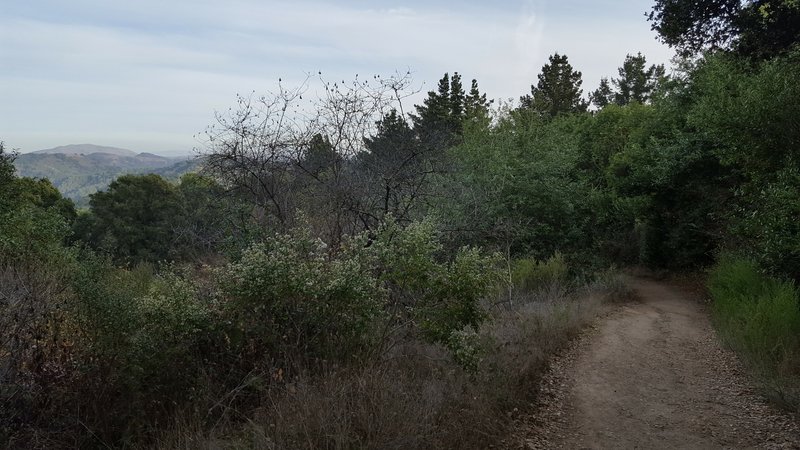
left=0, top=0, right=674, bottom=153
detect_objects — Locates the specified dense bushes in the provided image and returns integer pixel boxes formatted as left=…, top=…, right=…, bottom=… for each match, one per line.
left=708, top=256, right=800, bottom=408
left=511, top=252, right=569, bottom=292
left=219, top=229, right=383, bottom=366
left=371, top=219, right=501, bottom=346
left=2, top=209, right=503, bottom=446
left=153, top=258, right=631, bottom=450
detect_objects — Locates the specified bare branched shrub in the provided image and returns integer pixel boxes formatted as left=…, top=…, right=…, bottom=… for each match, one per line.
left=199, top=73, right=428, bottom=242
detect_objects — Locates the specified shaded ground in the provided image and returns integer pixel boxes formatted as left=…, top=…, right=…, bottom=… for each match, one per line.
left=511, top=276, right=799, bottom=449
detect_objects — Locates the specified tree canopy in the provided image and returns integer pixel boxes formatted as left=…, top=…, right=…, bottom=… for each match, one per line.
left=592, top=53, right=667, bottom=107
left=648, top=0, right=800, bottom=58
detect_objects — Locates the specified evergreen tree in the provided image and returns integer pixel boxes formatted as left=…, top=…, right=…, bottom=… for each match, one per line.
left=299, top=133, right=338, bottom=177
left=464, top=79, right=493, bottom=123
left=590, top=78, right=614, bottom=109
left=363, top=109, right=418, bottom=166
left=449, top=72, right=465, bottom=121
left=412, top=72, right=470, bottom=150
left=412, top=73, right=452, bottom=149
left=521, top=53, right=588, bottom=117
left=613, top=53, right=666, bottom=105
left=360, top=109, right=426, bottom=223
left=591, top=53, right=666, bottom=108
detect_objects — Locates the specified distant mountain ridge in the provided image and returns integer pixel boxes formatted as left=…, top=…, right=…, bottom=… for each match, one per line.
left=32, top=143, right=139, bottom=157
left=14, top=144, right=202, bottom=206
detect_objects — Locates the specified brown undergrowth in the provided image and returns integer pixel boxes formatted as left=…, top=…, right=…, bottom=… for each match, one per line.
left=151, top=272, right=634, bottom=450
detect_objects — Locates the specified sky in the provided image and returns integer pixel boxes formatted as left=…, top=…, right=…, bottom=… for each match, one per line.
left=0, top=0, right=675, bottom=156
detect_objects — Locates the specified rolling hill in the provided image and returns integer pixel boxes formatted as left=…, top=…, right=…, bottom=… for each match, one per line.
left=32, top=143, right=139, bottom=157
left=14, top=145, right=203, bottom=206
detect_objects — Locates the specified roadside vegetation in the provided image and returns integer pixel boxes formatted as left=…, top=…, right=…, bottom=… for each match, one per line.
left=2, top=1, right=799, bottom=447
left=709, top=256, right=800, bottom=410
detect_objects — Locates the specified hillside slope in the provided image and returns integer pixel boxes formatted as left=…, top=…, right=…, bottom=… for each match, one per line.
left=14, top=150, right=202, bottom=204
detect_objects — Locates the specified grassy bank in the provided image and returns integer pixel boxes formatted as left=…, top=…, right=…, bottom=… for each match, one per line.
left=708, top=256, right=800, bottom=411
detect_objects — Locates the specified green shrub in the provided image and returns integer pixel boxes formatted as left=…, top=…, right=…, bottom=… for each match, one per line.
left=72, top=256, right=155, bottom=360
left=218, top=228, right=384, bottom=367
left=69, top=256, right=217, bottom=441
left=372, top=219, right=502, bottom=350
left=511, top=251, right=568, bottom=292
left=731, top=168, right=800, bottom=282
left=126, top=269, right=215, bottom=388
left=708, top=255, right=800, bottom=407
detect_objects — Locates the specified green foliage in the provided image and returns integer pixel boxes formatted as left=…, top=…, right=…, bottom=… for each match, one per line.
left=78, top=174, right=178, bottom=264
left=372, top=219, right=502, bottom=347
left=6, top=27, right=800, bottom=442
left=424, top=246, right=501, bottom=344
left=591, top=53, right=666, bottom=108
left=72, top=256, right=156, bottom=360
left=127, top=269, right=214, bottom=378
left=219, top=229, right=383, bottom=364
left=731, top=168, right=800, bottom=280
left=0, top=143, right=19, bottom=216
left=688, top=50, right=800, bottom=174
left=358, top=109, right=429, bottom=226
left=12, top=152, right=200, bottom=204
left=444, top=112, right=592, bottom=258
left=613, top=53, right=667, bottom=105
left=648, top=0, right=800, bottom=59
left=682, top=50, right=800, bottom=278
left=447, top=326, right=483, bottom=372
left=0, top=142, right=15, bottom=188
left=590, top=78, right=614, bottom=109
left=171, top=173, right=240, bottom=261
left=0, top=143, right=76, bottom=260
left=520, top=53, right=587, bottom=117
left=0, top=205, right=71, bottom=261
left=76, top=173, right=235, bottom=264
left=62, top=256, right=220, bottom=442
left=708, top=256, right=800, bottom=405
left=580, top=86, right=735, bottom=269
left=511, top=252, right=569, bottom=292
left=648, top=0, right=742, bottom=57
left=413, top=72, right=460, bottom=148
left=736, top=1, right=800, bottom=59
left=299, top=133, right=338, bottom=177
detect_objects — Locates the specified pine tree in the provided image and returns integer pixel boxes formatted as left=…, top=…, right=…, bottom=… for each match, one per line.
left=465, top=79, right=492, bottom=123
left=521, top=53, right=587, bottom=117
left=299, top=133, right=337, bottom=177
left=612, top=53, right=666, bottom=105
left=412, top=72, right=460, bottom=150
left=590, top=77, right=614, bottom=109
left=360, top=109, right=425, bottom=221
left=449, top=72, right=465, bottom=121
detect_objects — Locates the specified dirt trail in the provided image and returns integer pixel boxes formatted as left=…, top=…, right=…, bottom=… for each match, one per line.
left=515, top=276, right=799, bottom=449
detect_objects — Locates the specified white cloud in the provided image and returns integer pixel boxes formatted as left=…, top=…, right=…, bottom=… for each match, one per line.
left=0, top=0, right=674, bottom=153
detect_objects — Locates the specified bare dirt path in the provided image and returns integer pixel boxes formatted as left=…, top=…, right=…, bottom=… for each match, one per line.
left=512, top=276, right=799, bottom=449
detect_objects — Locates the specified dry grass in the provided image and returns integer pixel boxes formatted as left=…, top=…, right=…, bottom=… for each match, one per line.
left=152, top=273, right=634, bottom=450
